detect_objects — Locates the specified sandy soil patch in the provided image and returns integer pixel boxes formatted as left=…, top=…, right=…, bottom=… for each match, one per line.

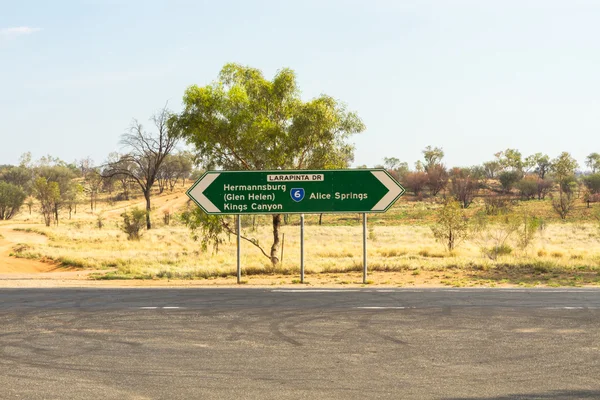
left=0, top=225, right=58, bottom=274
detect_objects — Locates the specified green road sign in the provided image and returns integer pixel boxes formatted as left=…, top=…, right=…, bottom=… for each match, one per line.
left=186, top=169, right=405, bottom=215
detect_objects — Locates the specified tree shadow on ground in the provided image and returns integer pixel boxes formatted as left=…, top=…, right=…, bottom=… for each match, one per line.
left=443, top=389, right=600, bottom=400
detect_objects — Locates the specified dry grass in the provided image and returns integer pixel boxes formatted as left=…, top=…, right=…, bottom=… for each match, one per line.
left=3, top=186, right=600, bottom=286
left=7, top=219, right=600, bottom=283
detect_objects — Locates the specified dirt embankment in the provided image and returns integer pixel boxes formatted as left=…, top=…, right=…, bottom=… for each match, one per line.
left=0, top=225, right=55, bottom=274
left=0, top=226, right=107, bottom=284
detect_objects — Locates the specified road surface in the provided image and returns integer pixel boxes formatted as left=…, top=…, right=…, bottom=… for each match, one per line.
left=1, top=288, right=599, bottom=399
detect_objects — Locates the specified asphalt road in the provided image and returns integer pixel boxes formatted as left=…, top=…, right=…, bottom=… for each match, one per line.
left=1, top=288, right=600, bottom=400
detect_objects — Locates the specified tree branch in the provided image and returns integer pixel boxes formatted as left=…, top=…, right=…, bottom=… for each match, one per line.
left=222, top=219, right=271, bottom=260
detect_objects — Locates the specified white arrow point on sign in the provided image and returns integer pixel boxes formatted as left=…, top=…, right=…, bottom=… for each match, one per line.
left=188, top=173, right=221, bottom=213
left=371, top=171, right=402, bottom=211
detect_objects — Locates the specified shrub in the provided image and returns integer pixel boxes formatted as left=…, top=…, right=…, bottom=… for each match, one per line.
left=515, top=214, right=540, bottom=250
left=482, top=244, right=513, bottom=259
left=583, top=174, right=600, bottom=194
left=404, top=172, right=428, bottom=197
left=586, top=193, right=600, bottom=203
left=536, top=178, right=553, bottom=200
left=537, top=249, right=547, bottom=257
left=498, top=171, right=521, bottom=193
left=449, top=168, right=480, bottom=208
left=96, top=213, right=105, bottom=229
left=515, top=176, right=537, bottom=200
left=430, top=201, right=470, bottom=251
left=483, top=194, right=514, bottom=215
left=426, top=164, right=449, bottom=196
left=163, top=209, right=171, bottom=225
left=473, top=213, right=520, bottom=260
left=120, top=207, right=147, bottom=240
left=552, top=191, right=575, bottom=220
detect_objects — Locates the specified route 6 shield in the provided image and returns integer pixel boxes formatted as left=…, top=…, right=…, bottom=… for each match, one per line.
left=290, top=188, right=305, bottom=202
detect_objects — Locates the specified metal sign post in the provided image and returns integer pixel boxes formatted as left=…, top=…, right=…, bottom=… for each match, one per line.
left=300, top=214, right=305, bottom=283
left=362, top=213, right=367, bottom=284
left=236, top=215, right=241, bottom=284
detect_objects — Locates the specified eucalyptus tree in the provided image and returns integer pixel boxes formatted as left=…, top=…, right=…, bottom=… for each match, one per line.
left=172, top=63, right=364, bottom=265
left=383, top=157, right=409, bottom=181
left=0, top=182, right=26, bottom=220
left=35, top=165, right=77, bottom=225
left=0, top=166, right=33, bottom=193
left=422, top=145, right=444, bottom=172
left=157, top=152, right=193, bottom=193
left=525, top=153, right=551, bottom=179
left=495, top=148, right=525, bottom=177
left=32, top=177, right=60, bottom=226
left=551, top=152, right=579, bottom=191
left=550, top=152, right=579, bottom=220
left=586, top=153, right=600, bottom=173
left=104, top=107, right=179, bottom=229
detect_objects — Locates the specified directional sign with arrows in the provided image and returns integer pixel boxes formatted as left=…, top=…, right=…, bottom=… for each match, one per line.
left=186, top=169, right=405, bottom=215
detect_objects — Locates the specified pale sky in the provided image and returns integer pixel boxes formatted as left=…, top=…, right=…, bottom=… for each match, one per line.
left=1, top=0, right=599, bottom=170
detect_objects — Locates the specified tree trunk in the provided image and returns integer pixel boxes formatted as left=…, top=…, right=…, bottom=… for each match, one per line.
left=319, top=213, right=323, bottom=225
left=145, top=192, right=152, bottom=229
left=269, top=214, right=281, bottom=265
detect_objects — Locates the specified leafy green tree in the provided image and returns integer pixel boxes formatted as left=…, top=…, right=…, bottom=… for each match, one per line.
left=586, top=152, right=600, bottom=173
left=0, top=182, right=26, bottom=220
left=36, top=165, right=77, bottom=225
left=172, top=63, right=364, bottom=265
left=422, top=146, right=444, bottom=172
left=483, top=160, right=501, bottom=179
left=383, top=157, right=401, bottom=170
left=84, top=169, right=103, bottom=211
left=0, top=166, right=33, bottom=194
left=32, top=177, right=60, bottom=226
left=157, top=152, right=194, bottom=193
left=25, top=198, right=35, bottom=215
left=551, top=151, right=580, bottom=199
left=495, top=149, right=524, bottom=177
left=383, top=157, right=409, bottom=180
left=551, top=152, right=579, bottom=183
left=525, top=153, right=551, bottom=179
left=414, top=160, right=425, bottom=172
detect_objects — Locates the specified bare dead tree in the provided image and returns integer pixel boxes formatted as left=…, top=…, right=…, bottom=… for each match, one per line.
left=104, top=106, right=179, bottom=229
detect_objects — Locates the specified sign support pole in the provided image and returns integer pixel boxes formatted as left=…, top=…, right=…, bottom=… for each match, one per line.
left=300, top=214, right=305, bottom=283
left=362, top=213, right=367, bottom=284
left=237, top=215, right=241, bottom=284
